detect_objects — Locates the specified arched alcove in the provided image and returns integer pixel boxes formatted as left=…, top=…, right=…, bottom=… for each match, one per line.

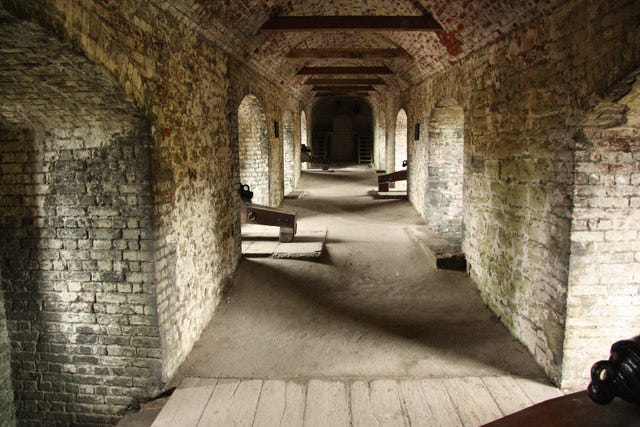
left=374, top=108, right=386, bottom=171
left=238, top=94, right=269, bottom=205
left=282, top=110, right=295, bottom=195
left=394, top=109, right=408, bottom=172
left=426, top=97, right=464, bottom=248
left=394, top=109, right=408, bottom=190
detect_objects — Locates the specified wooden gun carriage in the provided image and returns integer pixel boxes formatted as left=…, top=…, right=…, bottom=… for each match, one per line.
left=239, top=184, right=297, bottom=243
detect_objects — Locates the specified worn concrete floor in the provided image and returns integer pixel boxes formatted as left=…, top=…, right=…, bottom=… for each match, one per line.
left=172, top=166, right=544, bottom=382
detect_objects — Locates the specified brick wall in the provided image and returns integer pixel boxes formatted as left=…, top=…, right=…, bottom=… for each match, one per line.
left=3, top=0, right=637, bottom=407
left=0, top=11, right=160, bottom=424
left=228, top=57, right=296, bottom=208
left=373, top=106, right=386, bottom=171
left=1, top=0, right=245, bottom=391
left=151, top=21, right=237, bottom=382
left=283, top=110, right=296, bottom=195
left=425, top=98, right=464, bottom=248
left=0, top=268, right=15, bottom=426
left=300, top=111, right=308, bottom=148
left=384, top=99, right=404, bottom=174
left=300, top=109, right=309, bottom=160
left=563, top=70, right=640, bottom=389
left=408, top=102, right=427, bottom=214
left=403, top=0, right=640, bottom=385
left=394, top=110, right=408, bottom=172
left=238, top=95, right=270, bottom=205
left=292, top=108, right=302, bottom=183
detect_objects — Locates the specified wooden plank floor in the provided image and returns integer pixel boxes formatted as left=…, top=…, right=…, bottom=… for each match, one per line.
left=151, top=376, right=562, bottom=427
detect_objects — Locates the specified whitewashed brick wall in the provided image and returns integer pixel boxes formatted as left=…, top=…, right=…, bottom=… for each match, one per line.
left=563, top=70, right=640, bottom=389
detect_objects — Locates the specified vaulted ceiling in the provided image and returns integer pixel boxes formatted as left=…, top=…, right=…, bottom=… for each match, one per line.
left=166, top=0, right=562, bottom=100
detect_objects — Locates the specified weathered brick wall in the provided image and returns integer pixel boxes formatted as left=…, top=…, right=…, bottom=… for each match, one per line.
left=300, top=108, right=312, bottom=171
left=0, top=11, right=160, bottom=424
left=283, top=110, right=296, bottom=195
left=394, top=109, right=408, bottom=172
left=2, top=0, right=245, bottom=389
left=425, top=98, right=464, bottom=247
left=300, top=110, right=309, bottom=150
left=384, top=99, right=404, bottom=173
left=292, top=107, right=302, bottom=183
left=238, top=95, right=270, bottom=205
left=228, top=58, right=293, bottom=207
left=404, top=0, right=640, bottom=384
left=0, top=268, right=15, bottom=426
left=408, top=105, right=427, bottom=213
left=373, top=105, right=386, bottom=171
left=563, top=70, right=640, bottom=389
left=151, top=22, right=237, bottom=382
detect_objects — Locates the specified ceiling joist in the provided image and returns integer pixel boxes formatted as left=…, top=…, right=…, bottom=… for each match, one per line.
left=311, top=85, right=375, bottom=91
left=304, top=78, right=388, bottom=86
left=286, top=48, right=412, bottom=59
left=315, top=92, right=371, bottom=97
left=261, top=15, right=443, bottom=32
left=297, top=66, right=393, bottom=75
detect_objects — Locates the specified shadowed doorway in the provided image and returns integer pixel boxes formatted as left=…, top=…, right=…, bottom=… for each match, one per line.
left=311, top=97, right=373, bottom=165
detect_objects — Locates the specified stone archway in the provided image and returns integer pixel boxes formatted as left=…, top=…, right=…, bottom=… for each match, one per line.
left=238, top=94, right=269, bottom=205
left=394, top=109, right=408, bottom=190
left=426, top=97, right=464, bottom=248
left=374, top=108, right=386, bottom=171
left=282, top=110, right=295, bottom=196
left=394, top=109, right=408, bottom=172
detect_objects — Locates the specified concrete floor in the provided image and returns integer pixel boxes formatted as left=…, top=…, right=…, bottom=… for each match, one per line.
left=172, top=166, right=545, bottom=382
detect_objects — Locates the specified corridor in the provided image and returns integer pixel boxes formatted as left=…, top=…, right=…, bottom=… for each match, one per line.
left=2, top=2, right=639, bottom=424
left=148, top=168, right=561, bottom=426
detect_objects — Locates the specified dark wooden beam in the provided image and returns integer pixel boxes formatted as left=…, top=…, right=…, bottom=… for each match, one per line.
left=261, top=15, right=443, bottom=32
left=304, top=78, right=388, bottom=86
left=378, top=170, right=408, bottom=191
left=297, top=66, right=393, bottom=75
left=311, top=85, right=375, bottom=92
left=286, top=48, right=411, bottom=59
left=315, top=92, right=371, bottom=97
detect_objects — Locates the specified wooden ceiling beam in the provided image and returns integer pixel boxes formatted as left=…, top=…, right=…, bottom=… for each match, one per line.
left=315, top=92, right=371, bottom=97
left=261, top=15, right=443, bottom=32
left=310, top=85, right=375, bottom=91
left=286, top=48, right=411, bottom=59
left=297, top=66, right=393, bottom=75
left=304, top=78, right=388, bottom=85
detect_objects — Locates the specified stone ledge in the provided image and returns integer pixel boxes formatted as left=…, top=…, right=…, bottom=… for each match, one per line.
left=304, top=169, right=335, bottom=173
left=241, top=225, right=326, bottom=259
left=406, top=225, right=466, bottom=271
left=368, top=190, right=408, bottom=199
